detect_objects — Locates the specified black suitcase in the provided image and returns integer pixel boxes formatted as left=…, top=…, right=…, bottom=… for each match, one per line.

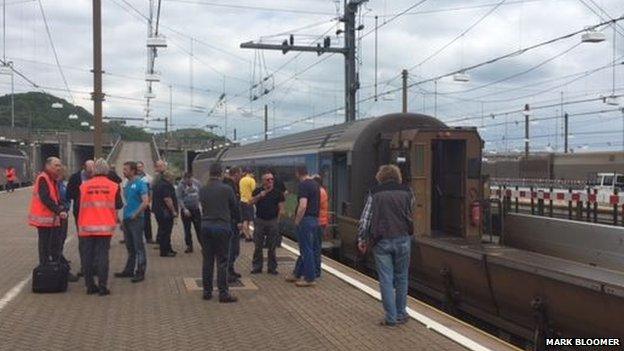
left=32, top=261, right=69, bottom=293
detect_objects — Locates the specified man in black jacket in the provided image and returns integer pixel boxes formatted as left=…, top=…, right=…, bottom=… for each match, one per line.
left=66, top=160, right=95, bottom=230
left=199, top=163, right=241, bottom=303
left=66, top=160, right=95, bottom=278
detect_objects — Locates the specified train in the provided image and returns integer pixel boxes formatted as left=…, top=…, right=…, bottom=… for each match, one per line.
left=483, top=151, right=624, bottom=182
left=0, top=146, right=31, bottom=190
left=193, top=113, right=623, bottom=349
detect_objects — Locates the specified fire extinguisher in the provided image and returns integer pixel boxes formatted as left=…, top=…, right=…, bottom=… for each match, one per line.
left=470, top=201, right=481, bottom=227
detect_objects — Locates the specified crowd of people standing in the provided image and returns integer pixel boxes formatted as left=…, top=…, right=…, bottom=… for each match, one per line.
left=27, top=155, right=413, bottom=326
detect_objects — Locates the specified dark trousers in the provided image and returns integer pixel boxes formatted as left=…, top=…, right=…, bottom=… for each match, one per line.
left=144, top=207, right=153, bottom=241
left=227, top=223, right=240, bottom=274
left=293, top=216, right=319, bottom=282
left=252, top=218, right=279, bottom=272
left=6, top=180, right=14, bottom=192
left=37, top=227, right=63, bottom=265
left=122, top=217, right=147, bottom=274
left=156, top=215, right=174, bottom=255
left=81, top=236, right=111, bottom=289
left=181, top=208, right=201, bottom=249
left=200, top=224, right=231, bottom=297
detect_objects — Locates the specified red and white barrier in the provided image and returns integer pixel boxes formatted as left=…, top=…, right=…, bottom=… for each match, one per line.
left=492, top=189, right=622, bottom=204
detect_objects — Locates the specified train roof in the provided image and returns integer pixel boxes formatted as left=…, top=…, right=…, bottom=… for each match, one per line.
left=0, top=146, right=26, bottom=157
left=217, top=113, right=447, bottom=161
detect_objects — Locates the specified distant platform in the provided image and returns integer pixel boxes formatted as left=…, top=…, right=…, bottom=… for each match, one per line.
left=0, top=189, right=517, bottom=351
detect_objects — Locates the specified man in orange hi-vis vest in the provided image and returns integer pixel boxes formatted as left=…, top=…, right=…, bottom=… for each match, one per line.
left=78, top=158, right=123, bottom=296
left=28, top=157, right=67, bottom=265
left=5, top=165, right=17, bottom=192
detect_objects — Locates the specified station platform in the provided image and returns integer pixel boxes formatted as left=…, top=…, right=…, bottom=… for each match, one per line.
left=0, top=188, right=518, bottom=351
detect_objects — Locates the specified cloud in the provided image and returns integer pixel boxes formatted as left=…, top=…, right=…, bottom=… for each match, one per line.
left=2, top=0, right=624, bottom=151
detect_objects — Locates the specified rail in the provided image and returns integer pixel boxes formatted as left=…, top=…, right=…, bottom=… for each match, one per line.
left=150, top=135, right=161, bottom=162
left=105, top=136, right=123, bottom=164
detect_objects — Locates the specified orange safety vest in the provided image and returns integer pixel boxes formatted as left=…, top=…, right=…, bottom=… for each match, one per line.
left=28, top=171, right=61, bottom=228
left=78, top=175, right=118, bottom=237
left=6, top=168, right=16, bottom=182
left=319, top=186, right=329, bottom=226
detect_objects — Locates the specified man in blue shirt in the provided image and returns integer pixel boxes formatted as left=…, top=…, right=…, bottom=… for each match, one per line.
left=115, top=161, right=149, bottom=283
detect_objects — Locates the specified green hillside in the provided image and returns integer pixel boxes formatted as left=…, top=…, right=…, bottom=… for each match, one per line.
left=0, top=92, right=224, bottom=144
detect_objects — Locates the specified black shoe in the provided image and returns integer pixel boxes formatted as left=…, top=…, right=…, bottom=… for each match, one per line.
left=131, top=274, right=145, bottom=283
left=86, top=285, right=99, bottom=295
left=98, top=287, right=111, bottom=296
left=219, top=295, right=238, bottom=303
left=170, top=250, right=178, bottom=255
left=146, top=239, right=156, bottom=244
left=250, top=268, right=262, bottom=274
left=184, top=247, right=193, bottom=253
left=244, top=238, right=253, bottom=242
left=268, top=270, right=279, bottom=275
left=160, top=252, right=176, bottom=257
left=114, top=271, right=134, bottom=278
left=229, top=271, right=242, bottom=278
left=119, top=239, right=126, bottom=244
left=203, top=292, right=213, bottom=300
left=397, top=316, right=409, bottom=325
left=77, top=271, right=84, bottom=278
left=67, top=272, right=80, bottom=282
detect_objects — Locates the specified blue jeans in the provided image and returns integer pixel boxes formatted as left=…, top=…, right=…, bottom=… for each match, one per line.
left=293, top=216, right=319, bottom=282
left=227, top=223, right=240, bottom=274
left=314, top=225, right=324, bottom=278
left=122, top=217, right=147, bottom=274
left=373, top=235, right=411, bottom=324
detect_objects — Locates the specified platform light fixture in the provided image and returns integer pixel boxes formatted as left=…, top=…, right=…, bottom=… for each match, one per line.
left=453, top=72, right=470, bottom=82
left=581, top=29, right=606, bottom=43
left=51, top=102, right=63, bottom=109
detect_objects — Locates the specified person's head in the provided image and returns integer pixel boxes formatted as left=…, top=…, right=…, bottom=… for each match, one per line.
left=295, top=166, right=308, bottom=181
left=261, top=171, right=274, bottom=190
left=229, top=166, right=242, bottom=181
left=59, top=165, right=68, bottom=181
left=243, top=166, right=253, bottom=176
left=312, top=174, right=323, bottom=187
left=93, top=158, right=110, bottom=176
left=45, top=157, right=62, bottom=178
left=155, top=160, right=167, bottom=173
left=209, top=163, right=223, bottom=179
left=123, top=161, right=138, bottom=180
left=162, top=170, right=175, bottom=183
left=7, top=165, right=12, bottom=170
left=375, top=164, right=402, bottom=184
left=84, top=159, right=95, bottom=177
left=137, top=161, right=145, bottom=174
left=183, top=171, right=194, bottom=184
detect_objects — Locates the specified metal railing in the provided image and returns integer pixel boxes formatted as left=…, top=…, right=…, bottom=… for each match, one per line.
left=150, top=135, right=161, bottom=162
left=105, top=136, right=123, bottom=164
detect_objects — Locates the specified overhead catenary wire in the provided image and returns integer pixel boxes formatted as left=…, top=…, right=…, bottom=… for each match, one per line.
left=36, top=0, right=73, bottom=104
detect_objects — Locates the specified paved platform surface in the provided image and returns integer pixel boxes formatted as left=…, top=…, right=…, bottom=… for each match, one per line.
left=0, top=188, right=476, bottom=351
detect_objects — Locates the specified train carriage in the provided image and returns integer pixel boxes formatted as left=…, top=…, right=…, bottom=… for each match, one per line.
left=193, top=112, right=624, bottom=346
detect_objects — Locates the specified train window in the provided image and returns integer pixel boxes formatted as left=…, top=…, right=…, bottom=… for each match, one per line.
left=616, top=176, right=624, bottom=186
left=414, top=144, right=425, bottom=176
left=603, top=175, right=614, bottom=186
left=468, top=158, right=480, bottom=179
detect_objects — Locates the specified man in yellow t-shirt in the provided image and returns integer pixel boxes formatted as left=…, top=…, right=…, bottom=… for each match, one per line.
left=239, top=167, right=256, bottom=241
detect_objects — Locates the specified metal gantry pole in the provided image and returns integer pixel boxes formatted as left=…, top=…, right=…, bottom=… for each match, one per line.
left=564, top=112, right=569, bottom=154
left=92, top=0, right=103, bottom=159
left=264, top=104, right=268, bottom=140
left=524, top=104, right=530, bottom=158
left=401, top=69, right=408, bottom=113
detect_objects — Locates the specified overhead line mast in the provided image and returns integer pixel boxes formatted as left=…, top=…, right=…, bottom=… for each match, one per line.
left=240, top=0, right=368, bottom=123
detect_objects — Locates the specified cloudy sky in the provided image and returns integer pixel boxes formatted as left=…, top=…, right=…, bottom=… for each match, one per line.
left=2, top=0, right=624, bottom=153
